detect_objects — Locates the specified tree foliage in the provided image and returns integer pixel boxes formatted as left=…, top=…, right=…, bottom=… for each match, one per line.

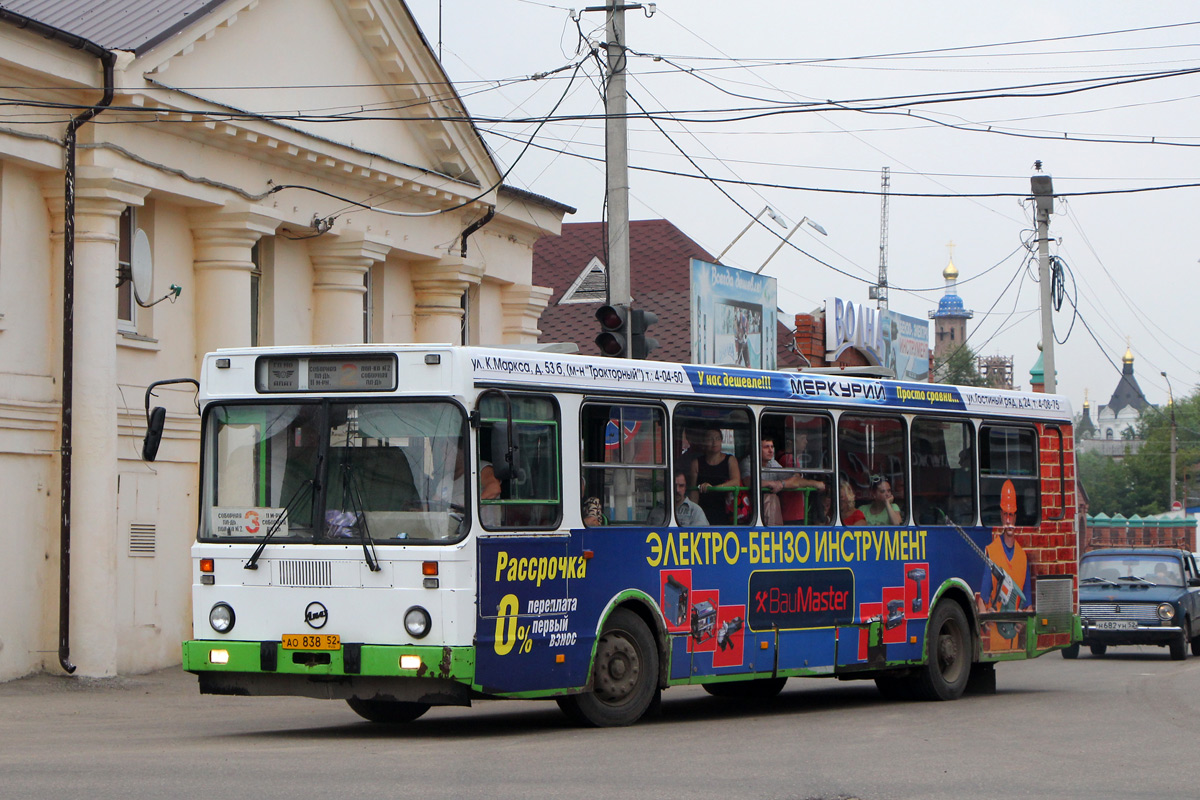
left=937, top=344, right=988, bottom=387
left=1078, top=385, right=1200, bottom=516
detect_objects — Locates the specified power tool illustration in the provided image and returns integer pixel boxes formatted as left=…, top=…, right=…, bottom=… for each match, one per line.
left=906, top=567, right=926, bottom=612
left=691, top=600, right=717, bottom=642
left=885, top=599, right=906, bottom=629
left=664, top=576, right=689, bottom=627
left=716, top=616, right=743, bottom=651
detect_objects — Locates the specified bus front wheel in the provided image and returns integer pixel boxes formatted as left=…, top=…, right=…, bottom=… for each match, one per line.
left=916, top=601, right=971, bottom=701
left=346, top=697, right=430, bottom=723
left=557, top=608, right=659, bottom=727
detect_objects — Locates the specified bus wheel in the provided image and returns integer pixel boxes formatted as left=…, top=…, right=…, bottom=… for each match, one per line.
left=703, top=677, right=787, bottom=699
left=557, top=608, right=658, bottom=727
left=346, top=698, right=430, bottom=723
left=916, top=601, right=971, bottom=701
left=1061, top=643, right=1080, bottom=659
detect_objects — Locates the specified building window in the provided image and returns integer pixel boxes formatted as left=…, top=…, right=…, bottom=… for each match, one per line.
left=363, top=268, right=372, bottom=344
left=250, top=240, right=262, bottom=347
left=117, top=206, right=135, bottom=330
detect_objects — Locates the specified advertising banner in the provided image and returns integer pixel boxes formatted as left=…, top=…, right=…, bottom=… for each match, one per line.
left=690, top=259, right=777, bottom=370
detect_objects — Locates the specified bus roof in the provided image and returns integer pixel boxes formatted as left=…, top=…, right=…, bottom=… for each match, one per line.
left=203, top=344, right=1073, bottom=423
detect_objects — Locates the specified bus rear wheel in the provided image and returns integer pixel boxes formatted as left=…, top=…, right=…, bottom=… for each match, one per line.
left=556, top=608, right=658, bottom=727
left=916, top=601, right=971, bottom=701
left=346, top=697, right=430, bottom=723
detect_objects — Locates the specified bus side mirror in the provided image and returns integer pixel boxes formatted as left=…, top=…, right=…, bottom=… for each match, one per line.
left=143, top=406, right=167, bottom=462
left=490, top=424, right=524, bottom=482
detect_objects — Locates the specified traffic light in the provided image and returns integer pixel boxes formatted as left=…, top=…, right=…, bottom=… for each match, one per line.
left=630, top=308, right=659, bottom=359
left=594, top=303, right=630, bottom=357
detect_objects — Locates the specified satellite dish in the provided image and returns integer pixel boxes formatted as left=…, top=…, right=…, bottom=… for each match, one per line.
left=131, top=228, right=153, bottom=306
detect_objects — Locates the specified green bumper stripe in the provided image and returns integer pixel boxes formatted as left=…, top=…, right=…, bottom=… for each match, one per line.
left=182, top=640, right=475, bottom=682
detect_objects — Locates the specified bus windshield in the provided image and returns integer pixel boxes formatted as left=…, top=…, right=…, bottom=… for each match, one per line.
left=201, top=400, right=467, bottom=544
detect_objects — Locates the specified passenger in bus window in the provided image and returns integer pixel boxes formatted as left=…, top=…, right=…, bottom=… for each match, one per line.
left=581, top=477, right=604, bottom=527
left=839, top=479, right=866, bottom=526
left=479, top=459, right=501, bottom=526
left=673, top=471, right=708, bottom=527
left=742, top=434, right=823, bottom=527
left=691, top=427, right=740, bottom=525
left=859, top=475, right=903, bottom=526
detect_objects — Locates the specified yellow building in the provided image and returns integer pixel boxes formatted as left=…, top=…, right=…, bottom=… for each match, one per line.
left=0, top=0, right=570, bottom=679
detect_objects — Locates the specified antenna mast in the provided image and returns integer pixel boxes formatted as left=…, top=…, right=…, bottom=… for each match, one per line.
left=871, top=166, right=890, bottom=309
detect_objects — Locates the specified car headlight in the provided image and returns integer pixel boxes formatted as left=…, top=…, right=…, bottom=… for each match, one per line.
left=404, top=606, right=431, bottom=639
left=1157, top=603, right=1176, bottom=621
left=209, top=602, right=236, bottom=634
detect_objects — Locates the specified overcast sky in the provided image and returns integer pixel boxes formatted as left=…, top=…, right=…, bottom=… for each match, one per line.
left=409, top=1, right=1200, bottom=414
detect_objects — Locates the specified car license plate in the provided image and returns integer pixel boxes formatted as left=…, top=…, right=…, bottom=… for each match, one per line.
left=1094, top=620, right=1137, bottom=630
left=282, top=633, right=341, bottom=650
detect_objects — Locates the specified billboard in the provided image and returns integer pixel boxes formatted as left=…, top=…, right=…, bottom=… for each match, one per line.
left=690, top=259, right=778, bottom=370
left=825, top=297, right=930, bottom=381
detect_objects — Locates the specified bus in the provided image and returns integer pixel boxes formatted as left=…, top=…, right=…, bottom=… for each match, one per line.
left=158, top=344, right=1080, bottom=727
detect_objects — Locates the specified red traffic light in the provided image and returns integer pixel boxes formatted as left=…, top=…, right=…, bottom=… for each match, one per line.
left=595, top=304, right=629, bottom=357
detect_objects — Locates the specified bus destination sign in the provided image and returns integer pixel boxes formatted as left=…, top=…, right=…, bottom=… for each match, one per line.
left=256, top=355, right=397, bottom=393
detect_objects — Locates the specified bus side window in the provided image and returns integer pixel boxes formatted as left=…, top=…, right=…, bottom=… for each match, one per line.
left=910, top=418, right=976, bottom=526
left=673, top=405, right=754, bottom=526
left=837, top=413, right=908, bottom=525
left=979, top=424, right=1039, bottom=526
left=580, top=403, right=667, bottom=527
left=1044, top=425, right=1066, bottom=520
left=477, top=394, right=561, bottom=530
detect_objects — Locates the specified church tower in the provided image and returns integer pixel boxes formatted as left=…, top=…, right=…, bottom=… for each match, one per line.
left=928, top=249, right=974, bottom=370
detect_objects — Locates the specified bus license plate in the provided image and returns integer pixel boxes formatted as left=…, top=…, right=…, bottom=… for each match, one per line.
left=282, top=633, right=341, bottom=650
left=1094, top=621, right=1136, bottom=630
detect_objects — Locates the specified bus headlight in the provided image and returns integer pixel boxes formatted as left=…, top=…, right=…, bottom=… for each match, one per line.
left=1158, top=603, right=1176, bottom=621
left=404, top=606, right=431, bottom=639
left=209, top=602, right=236, bottom=634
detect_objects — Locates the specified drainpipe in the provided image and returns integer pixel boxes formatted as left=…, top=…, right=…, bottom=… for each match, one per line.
left=459, top=206, right=495, bottom=257
left=1, top=10, right=117, bottom=674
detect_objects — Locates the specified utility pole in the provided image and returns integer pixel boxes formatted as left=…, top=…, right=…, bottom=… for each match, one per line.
left=1163, top=371, right=1178, bottom=508
left=602, top=4, right=631, bottom=355
left=1031, top=164, right=1056, bottom=393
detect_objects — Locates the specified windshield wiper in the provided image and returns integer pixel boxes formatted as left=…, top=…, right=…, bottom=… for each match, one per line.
left=337, top=458, right=381, bottom=572
left=1081, top=576, right=1119, bottom=585
left=1118, top=575, right=1152, bottom=584
left=245, top=469, right=318, bottom=571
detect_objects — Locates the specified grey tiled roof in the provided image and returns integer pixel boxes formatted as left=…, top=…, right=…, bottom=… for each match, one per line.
left=1, top=0, right=223, bottom=53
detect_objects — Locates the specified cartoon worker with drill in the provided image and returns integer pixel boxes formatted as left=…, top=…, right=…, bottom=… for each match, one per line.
left=976, top=479, right=1032, bottom=651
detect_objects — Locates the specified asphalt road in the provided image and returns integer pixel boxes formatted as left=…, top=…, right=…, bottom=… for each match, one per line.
left=2, top=646, right=1197, bottom=799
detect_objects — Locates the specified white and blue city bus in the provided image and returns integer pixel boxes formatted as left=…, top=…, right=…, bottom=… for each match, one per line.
left=161, top=344, right=1080, bottom=726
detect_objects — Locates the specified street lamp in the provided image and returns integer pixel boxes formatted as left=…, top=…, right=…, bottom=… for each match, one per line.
left=715, top=205, right=788, bottom=263
left=755, top=216, right=828, bottom=275
left=1162, top=371, right=1178, bottom=509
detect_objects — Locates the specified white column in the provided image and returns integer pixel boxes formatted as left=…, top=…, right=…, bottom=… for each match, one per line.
left=500, top=284, right=553, bottom=344
left=308, top=233, right=390, bottom=345
left=412, top=255, right=483, bottom=344
left=189, top=204, right=279, bottom=357
left=43, top=167, right=148, bottom=677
